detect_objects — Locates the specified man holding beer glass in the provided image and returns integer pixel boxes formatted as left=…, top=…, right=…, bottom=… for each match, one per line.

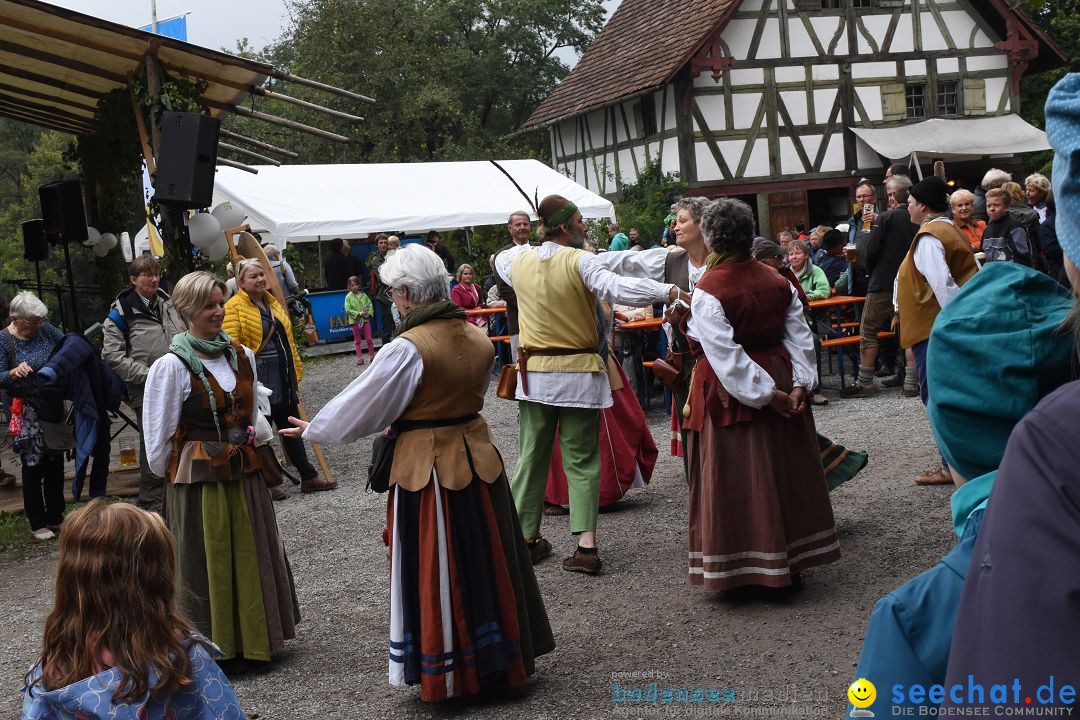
left=102, top=256, right=187, bottom=513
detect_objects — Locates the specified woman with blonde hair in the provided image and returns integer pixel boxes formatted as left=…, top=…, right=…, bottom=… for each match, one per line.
left=450, top=262, right=487, bottom=328
left=224, top=258, right=334, bottom=494
left=950, top=189, right=985, bottom=251
left=143, top=271, right=299, bottom=663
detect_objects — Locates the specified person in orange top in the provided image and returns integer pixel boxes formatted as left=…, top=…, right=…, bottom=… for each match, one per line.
left=950, top=189, right=985, bottom=251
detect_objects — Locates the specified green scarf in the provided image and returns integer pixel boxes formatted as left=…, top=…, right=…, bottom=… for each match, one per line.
left=170, top=331, right=239, bottom=441
left=393, top=300, right=466, bottom=338
left=704, top=249, right=749, bottom=269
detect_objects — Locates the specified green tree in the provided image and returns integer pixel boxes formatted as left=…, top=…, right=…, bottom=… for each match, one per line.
left=222, top=0, right=605, bottom=164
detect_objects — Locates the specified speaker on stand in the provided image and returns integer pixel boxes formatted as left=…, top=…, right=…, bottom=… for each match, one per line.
left=155, top=111, right=220, bottom=209
left=21, top=218, right=47, bottom=299
left=38, top=179, right=88, bottom=332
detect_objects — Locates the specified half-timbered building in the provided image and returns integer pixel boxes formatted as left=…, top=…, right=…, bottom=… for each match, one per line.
left=523, top=0, right=1067, bottom=237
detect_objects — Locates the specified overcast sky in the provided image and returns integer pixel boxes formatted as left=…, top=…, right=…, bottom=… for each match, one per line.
left=44, top=0, right=621, bottom=63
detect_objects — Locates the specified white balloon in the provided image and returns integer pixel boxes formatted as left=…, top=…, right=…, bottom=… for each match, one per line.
left=93, top=241, right=110, bottom=257
left=211, top=202, right=246, bottom=232
left=205, top=235, right=230, bottom=261
left=98, top=232, right=117, bottom=250
left=121, top=231, right=133, bottom=263
left=83, top=226, right=101, bottom=248
left=187, top=212, right=221, bottom=249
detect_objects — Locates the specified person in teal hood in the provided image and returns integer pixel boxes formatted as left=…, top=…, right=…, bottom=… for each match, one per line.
left=942, top=72, right=1080, bottom=713
left=848, top=261, right=1075, bottom=718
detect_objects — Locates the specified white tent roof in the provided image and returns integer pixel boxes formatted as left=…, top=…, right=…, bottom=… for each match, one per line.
left=212, top=159, right=615, bottom=243
left=850, top=114, right=1051, bottom=161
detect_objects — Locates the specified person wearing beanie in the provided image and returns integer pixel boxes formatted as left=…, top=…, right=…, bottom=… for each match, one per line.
left=495, top=194, right=689, bottom=575
left=893, top=175, right=978, bottom=485
left=941, top=72, right=1080, bottom=713
left=849, top=261, right=1075, bottom=719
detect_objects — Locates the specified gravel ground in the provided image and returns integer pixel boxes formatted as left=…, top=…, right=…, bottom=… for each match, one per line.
left=0, top=353, right=954, bottom=720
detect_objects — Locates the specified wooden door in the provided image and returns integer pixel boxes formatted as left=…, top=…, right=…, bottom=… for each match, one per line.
left=769, top=190, right=808, bottom=239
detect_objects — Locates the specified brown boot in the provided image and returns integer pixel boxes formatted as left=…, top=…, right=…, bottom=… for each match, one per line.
left=839, top=383, right=878, bottom=398
left=301, top=475, right=338, bottom=493
left=562, top=547, right=602, bottom=575
left=526, top=536, right=551, bottom=564
left=915, top=465, right=951, bottom=485
left=270, top=486, right=288, bottom=501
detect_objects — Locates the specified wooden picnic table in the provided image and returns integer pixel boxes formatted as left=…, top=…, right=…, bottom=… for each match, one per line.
left=808, top=295, right=865, bottom=310
left=464, top=307, right=507, bottom=317
left=614, top=317, right=664, bottom=332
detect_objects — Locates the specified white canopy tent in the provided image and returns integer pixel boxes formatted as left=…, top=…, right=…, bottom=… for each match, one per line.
left=210, top=159, right=616, bottom=245
left=851, top=114, right=1051, bottom=162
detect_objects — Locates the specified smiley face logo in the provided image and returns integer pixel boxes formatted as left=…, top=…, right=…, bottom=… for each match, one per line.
left=848, top=678, right=877, bottom=710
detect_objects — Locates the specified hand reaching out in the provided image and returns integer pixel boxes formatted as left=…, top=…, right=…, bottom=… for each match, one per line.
left=278, top=416, right=309, bottom=439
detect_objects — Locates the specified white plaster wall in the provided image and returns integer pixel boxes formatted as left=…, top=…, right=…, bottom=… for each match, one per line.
left=662, top=86, right=677, bottom=132
left=853, top=62, right=898, bottom=80
left=730, top=92, right=763, bottom=131
left=905, top=59, right=927, bottom=78
left=858, top=14, right=894, bottom=54
left=693, top=72, right=725, bottom=89
left=779, top=91, right=809, bottom=126
left=775, top=66, right=804, bottom=84
left=780, top=137, right=804, bottom=175
left=889, top=16, right=915, bottom=53
left=660, top=138, right=681, bottom=176
left=970, top=27, right=994, bottom=50
left=937, top=57, right=959, bottom=75
left=919, top=12, right=949, bottom=52
left=722, top=19, right=756, bottom=61
left=756, top=19, right=783, bottom=59
left=729, top=68, right=765, bottom=86
left=984, top=76, right=1009, bottom=114
left=855, top=86, right=883, bottom=122
left=814, top=88, right=839, bottom=123
left=967, top=54, right=1008, bottom=72
left=812, top=65, right=840, bottom=82
left=695, top=142, right=721, bottom=183
left=808, top=16, right=846, bottom=54
left=695, top=94, right=729, bottom=132
left=586, top=110, right=608, bottom=151
left=744, top=139, right=770, bottom=178
left=941, top=10, right=978, bottom=47
left=818, top=134, right=845, bottom=173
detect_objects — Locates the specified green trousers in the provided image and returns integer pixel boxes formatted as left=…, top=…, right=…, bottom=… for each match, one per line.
left=513, top=401, right=600, bottom=538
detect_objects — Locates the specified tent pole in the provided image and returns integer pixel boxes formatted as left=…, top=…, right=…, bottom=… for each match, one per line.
left=317, top=236, right=325, bottom=287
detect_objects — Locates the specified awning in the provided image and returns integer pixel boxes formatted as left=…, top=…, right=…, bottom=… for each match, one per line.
left=211, top=160, right=617, bottom=241
left=850, top=115, right=1051, bottom=161
left=0, top=0, right=370, bottom=148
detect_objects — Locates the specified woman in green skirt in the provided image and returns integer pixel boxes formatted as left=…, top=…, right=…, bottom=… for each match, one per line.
left=143, top=271, right=298, bottom=662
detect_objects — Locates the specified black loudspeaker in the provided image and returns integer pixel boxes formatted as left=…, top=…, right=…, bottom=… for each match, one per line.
left=155, top=111, right=220, bottom=209
left=22, top=219, right=48, bottom=261
left=38, top=179, right=88, bottom=245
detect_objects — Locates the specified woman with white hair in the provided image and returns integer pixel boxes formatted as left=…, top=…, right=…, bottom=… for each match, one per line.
left=282, top=244, right=553, bottom=701
left=263, top=243, right=300, bottom=300
left=0, top=291, right=64, bottom=540
left=676, top=198, right=840, bottom=593
left=142, top=271, right=299, bottom=663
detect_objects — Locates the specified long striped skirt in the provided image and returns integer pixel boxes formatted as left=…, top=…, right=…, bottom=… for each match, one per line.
left=387, top=474, right=555, bottom=701
left=685, top=408, right=841, bottom=591
left=165, top=475, right=299, bottom=661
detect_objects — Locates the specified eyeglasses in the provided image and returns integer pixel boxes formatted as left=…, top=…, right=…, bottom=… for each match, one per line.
left=137, top=272, right=160, bottom=279
left=16, top=317, right=43, bottom=326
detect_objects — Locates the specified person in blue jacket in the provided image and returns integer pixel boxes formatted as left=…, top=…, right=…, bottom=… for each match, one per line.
left=848, top=261, right=1074, bottom=718
left=941, top=72, right=1080, bottom=714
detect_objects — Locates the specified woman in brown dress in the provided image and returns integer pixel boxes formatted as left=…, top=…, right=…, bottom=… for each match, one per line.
left=680, top=198, right=840, bottom=592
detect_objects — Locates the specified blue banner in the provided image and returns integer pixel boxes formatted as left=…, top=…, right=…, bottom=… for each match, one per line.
left=139, top=15, right=188, bottom=41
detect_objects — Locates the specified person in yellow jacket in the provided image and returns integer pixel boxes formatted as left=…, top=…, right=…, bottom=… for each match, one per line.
left=224, top=259, right=336, bottom=495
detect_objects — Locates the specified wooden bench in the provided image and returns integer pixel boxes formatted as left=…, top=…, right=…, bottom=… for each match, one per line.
left=489, top=335, right=510, bottom=343
left=818, top=331, right=897, bottom=388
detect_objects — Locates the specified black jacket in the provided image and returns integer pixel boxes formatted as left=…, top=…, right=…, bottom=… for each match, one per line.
left=864, top=207, right=918, bottom=293
left=983, top=214, right=1035, bottom=267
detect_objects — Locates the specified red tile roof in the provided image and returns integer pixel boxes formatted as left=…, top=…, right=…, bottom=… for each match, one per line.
left=523, top=0, right=737, bottom=129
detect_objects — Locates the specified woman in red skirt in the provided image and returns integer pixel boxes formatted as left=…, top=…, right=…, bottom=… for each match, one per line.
left=678, top=198, right=840, bottom=592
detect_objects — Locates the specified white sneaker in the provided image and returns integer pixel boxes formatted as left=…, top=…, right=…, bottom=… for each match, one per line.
left=32, top=528, right=56, bottom=541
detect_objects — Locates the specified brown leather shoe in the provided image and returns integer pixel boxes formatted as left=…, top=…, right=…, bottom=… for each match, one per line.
left=915, top=465, right=952, bottom=485
left=839, top=383, right=878, bottom=398
left=270, top=486, right=288, bottom=501
left=562, top=548, right=602, bottom=575
left=301, top=476, right=338, bottom=494
left=526, top=536, right=551, bottom=565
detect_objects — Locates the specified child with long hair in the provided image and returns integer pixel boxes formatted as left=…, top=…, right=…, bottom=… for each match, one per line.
left=22, top=500, right=246, bottom=719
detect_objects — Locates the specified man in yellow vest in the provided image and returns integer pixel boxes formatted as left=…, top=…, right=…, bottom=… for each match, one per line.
left=894, top=176, right=978, bottom=485
left=495, top=195, right=689, bottom=575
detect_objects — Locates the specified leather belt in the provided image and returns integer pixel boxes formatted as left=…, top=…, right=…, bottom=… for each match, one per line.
left=517, top=347, right=594, bottom=396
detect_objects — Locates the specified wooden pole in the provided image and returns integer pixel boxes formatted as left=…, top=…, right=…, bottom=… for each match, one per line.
left=270, top=69, right=376, bottom=104
left=220, top=129, right=299, bottom=158
left=219, top=142, right=281, bottom=166
left=252, top=86, right=365, bottom=123
left=224, top=227, right=335, bottom=484
left=217, top=157, right=260, bottom=174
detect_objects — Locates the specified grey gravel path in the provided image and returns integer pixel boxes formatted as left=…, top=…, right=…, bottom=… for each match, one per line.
left=0, top=353, right=953, bottom=720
